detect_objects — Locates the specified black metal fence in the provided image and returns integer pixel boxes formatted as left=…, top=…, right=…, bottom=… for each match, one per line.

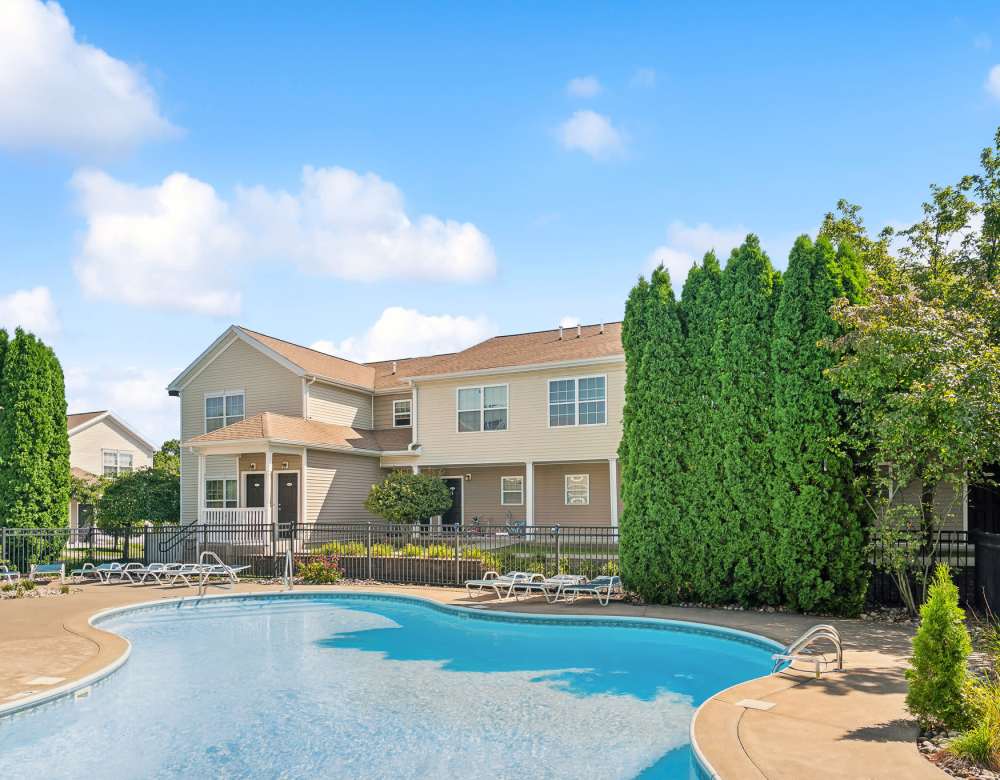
left=1, top=522, right=620, bottom=587
left=867, top=530, right=978, bottom=607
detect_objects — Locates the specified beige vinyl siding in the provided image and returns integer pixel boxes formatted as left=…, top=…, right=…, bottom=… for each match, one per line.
left=180, top=337, right=303, bottom=522
left=69, top=418, right=154, bottom=476
left=374, top=392, right=411, bottom=429
left=894, top=479, right=965, bottom=531
left=305, top=449, right=385, bottom=523
left=407, top=363, right=624, bottom=466
left=421, top=465, right=527, bottom=525
left=307, top=381, right=372, bottom=428
left=534, top=462, right=612, bottom=527
left=205, top=455, right=238, bottom=481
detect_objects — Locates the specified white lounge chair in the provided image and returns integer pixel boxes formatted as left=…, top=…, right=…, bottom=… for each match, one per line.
left=464, top=571, right=542, bottom=601
left=70, top=562, right=121, bottom=583
left=108, top=562, right=147, bottom=584
left=1, top=564, right=20, bottom=584
left=133, top=562, right=181, bottom=584
left=513, top=574, right=588, bottom=603
left=195, top=551, right=249, bottom=587
left=162, top=563, right=205, bottom=587
left=557, top=575, right=623, bottom=606
left=29, top=562, right=65, bottom=583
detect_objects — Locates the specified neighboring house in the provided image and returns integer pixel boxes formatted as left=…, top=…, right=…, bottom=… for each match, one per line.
left=169, top=323, right=624, bottom=530
left=67, top=411, right=156, bottom=528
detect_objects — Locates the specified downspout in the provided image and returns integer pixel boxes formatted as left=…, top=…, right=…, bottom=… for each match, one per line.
left=304, top=376, right=317, bottom=419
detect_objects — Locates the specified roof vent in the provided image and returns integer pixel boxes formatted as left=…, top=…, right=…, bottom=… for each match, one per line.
left=600, top=322, right=605, bottom=334
left=576, top=324, right=582, bottom=338
left=391, top=361, right=397, bottom=374
left=558, top=326, right=564, bottom=340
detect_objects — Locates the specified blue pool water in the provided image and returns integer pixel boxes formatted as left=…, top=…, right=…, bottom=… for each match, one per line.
left=0, top=594, right=776, bottom=778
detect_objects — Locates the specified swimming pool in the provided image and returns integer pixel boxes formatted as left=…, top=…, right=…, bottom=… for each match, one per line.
left=0, top=593, right=778, bottom=778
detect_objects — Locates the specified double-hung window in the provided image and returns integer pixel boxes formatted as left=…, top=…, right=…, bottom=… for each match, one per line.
left=205, top=391, right=245, bottom=432
left=548, top=376, right=606, bottom=427
left=393, top=399, right=412, bottom=427
left=205, top=479, right=237, bottom=509
left=102, top=450, right=134, bottom=477
left=500, top=476, right=524, bottom=506
left=565, top=474, right=590, bottom=505
left=457, top=385, right=508, bottom=432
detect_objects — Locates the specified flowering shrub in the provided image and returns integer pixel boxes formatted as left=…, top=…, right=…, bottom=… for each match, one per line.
left=296, top=555, right=342, bottom=585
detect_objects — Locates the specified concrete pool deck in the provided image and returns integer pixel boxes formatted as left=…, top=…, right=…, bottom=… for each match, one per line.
left=0, top=583, right=944, bottom=779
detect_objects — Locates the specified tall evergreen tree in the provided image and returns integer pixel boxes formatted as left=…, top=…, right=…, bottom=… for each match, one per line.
left=678, top=253, right=725, bottom=600
left=712, top=236, right=779, bottom=604
left=770, top=236, right=867, bottom=613
left=0, top=329, right=69, bottom=529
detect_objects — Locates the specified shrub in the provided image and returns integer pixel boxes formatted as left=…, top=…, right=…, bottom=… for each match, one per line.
left=364, top=470, right=452, bottom=523
left=60, top=584, right=70, bottom=595
left=949, top=678, right=1000, bottom=769
left=424, top=544, right=451, bottom=559
left=602, top=560, right=621, bottom=577
left=370, top=543, right=394, bottom=557
left=317, top=541, right=365, bottom=557
left=296, top=556, right=342, bottom=585
left=905, top=564, right=972, bottom=730
left=20, top=578, right=35, bottom=591
left=0, top=582, right=14, bottom=593
left=399, top=544, right=424, bottom=558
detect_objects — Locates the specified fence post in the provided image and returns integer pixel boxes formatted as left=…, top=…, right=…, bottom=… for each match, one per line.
left=554, top=525, right=561, bottom=574
left=455, top=526, right=461, bottom=586
left=1, top=527, right=6, bottom=564
left=366, top=522, right=373, bottom=581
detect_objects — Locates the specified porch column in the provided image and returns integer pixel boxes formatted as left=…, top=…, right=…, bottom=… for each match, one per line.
left=525, top=460, right=534, bottom=527
left=411, top=464, right=419, bottom=474
left=301, top=447, right=308, bottom=525
left=196, top=452, right=206, bottom=523
left=264, top=448, right=273, bottom=526
left=609, top=456, right=619, bottom=528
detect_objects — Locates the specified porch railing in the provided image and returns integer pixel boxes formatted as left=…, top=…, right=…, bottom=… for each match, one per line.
left=199, top=508, right=267, bottom=524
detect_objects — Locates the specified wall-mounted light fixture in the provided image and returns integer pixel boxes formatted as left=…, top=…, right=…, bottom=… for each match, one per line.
left=465, top=473, right=472, bottom=481
left=282, top=461, right=289, bottom=469
left=249, top=462, right=256, bottom=470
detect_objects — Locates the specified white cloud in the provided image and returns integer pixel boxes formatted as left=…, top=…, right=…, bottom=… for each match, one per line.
left=72, top=169, right=245, bottom=316
left=558, top=315, right=579, bottom=328
left=986, top=65, right=1000, bottom=101
left=65, top=363, right=177, bottom=446
left=556, top=110, right=626, bottom=160
left=647, top=221, right=748, bottom=290
left=630, top=67, right=656, bottom=88
left=0, top=0, right=177, bottom=154
left=237, top=166, right=496, bottom=283
left=566, top=76, right=602, bottom=98
left=975, top=34, right=992, bottom=50
left=312, top=306, right=496, bottom=363
left=72, top=165, right=496, bottom=315
left=0, top=286, right=60, bottom=338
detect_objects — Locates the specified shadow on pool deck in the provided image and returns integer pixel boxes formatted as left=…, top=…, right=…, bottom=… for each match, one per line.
left=0, top=583, right=944, bottom=780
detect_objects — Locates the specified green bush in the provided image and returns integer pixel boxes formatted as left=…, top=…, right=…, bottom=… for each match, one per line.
left=424, top=544, right=451, bottom=559
left=370, top=543, right=394, bottom=557
left=296, top=558, right=342, bottom=585
left=905, top=564, right=972, bottom=730
left=398, top=544, right=424, bottom=558
left=950, top=678, right=1000, bottom=769
left=317, top=541, right=365, bottom=557
left=364, top=470, right=452, bottom=523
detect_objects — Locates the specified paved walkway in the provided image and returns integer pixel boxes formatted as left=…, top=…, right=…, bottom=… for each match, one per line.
left=0, top=583, right=944, bottom=779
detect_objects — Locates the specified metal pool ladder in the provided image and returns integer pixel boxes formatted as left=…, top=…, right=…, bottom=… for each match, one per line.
left=771, top=624, right=843, bottom=678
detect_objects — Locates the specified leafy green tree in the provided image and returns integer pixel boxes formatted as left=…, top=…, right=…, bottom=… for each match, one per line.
left=364, top=470, right=452, bottom=523
left=0, top=328, right=70, bottom=530
left=153, top=439, right=181, bottom=477
left=770, top=236, right=866, bottom=613
left=712, top=236, right=778, bottom=604
left=678, top=253, right=724, bottom=600
left=97, top=467, right=181, bottom=533
left=906, top=564, right=972, bottom=730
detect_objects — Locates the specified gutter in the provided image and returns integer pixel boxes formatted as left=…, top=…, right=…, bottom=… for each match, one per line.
left=403, top=354, right=624, bottom=383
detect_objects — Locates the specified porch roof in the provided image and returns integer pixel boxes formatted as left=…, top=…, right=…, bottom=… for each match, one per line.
left=184, top=412, right=415, bottom=455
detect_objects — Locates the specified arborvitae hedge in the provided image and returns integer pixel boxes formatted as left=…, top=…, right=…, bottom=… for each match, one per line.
left=770, top=236, right=866, bottom=613
left=620, top=232, right=869, bottom=615
left=712, top=236, right=779, bottom=604
left=0, top=328, right=71, bottom=529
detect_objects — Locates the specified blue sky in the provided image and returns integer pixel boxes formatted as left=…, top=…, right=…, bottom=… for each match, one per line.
left=1, top=0, right=999, bottom=445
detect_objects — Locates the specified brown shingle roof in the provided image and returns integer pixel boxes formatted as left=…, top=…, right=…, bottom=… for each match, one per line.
left=403, top=322, right=623, bottom=378
left=71, top=466, right=100, bottom=482
left=185, top=412, right=413, bottom=454
left=67, top=411, right=106, bottom=430
left=366, top=353, right=456, bottom=391
left=239, top=327, right=376, bottom=389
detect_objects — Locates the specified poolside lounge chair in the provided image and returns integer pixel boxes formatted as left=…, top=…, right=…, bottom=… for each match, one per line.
left=513, top=574, right=588, bottom=603
left=464, top=571, right=542, bottom=601
left=132, top=562, right=181, bottom=584
left=29, top=562, right=65, bottom=583
left=162, top=563, right=205, bottom=587
left=106, top=562, right=146, bottom=584
left=1, top=564, right=20, bottom=584
left=557, top=575, right=623, bottom=607
left=70, top=562, right=121, bottom=583
left=197, top=563, right=251, bottom=587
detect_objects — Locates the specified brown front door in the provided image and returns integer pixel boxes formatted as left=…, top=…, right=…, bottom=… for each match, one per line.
left=277, top=472, right=298, bottom=538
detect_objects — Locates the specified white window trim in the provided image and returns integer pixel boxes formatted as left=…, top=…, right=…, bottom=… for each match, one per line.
left=101, top=448, right=135, bottom=477
left=565, top=473, right=590, bottom=506
left=204, top=389, right=246, bottom=433
left=205, top=477, right=238, bottom=509
left=500, top=475, right=524, bottom=506
left=547, top=375, right=608, bottom=428
left=392, top=398, right=412, bottom=428
left=455, top=383, right=509, bottom=433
